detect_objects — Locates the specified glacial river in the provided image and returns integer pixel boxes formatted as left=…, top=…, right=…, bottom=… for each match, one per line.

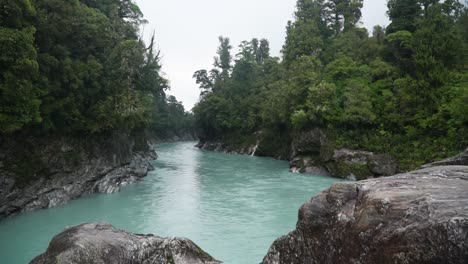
left=0, top=142, right=340, bottom=263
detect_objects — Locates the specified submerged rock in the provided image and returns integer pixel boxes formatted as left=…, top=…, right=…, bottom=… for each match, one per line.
left=262, top=165, right=468, bottom=264
left=30, top=223, right=222, bottom=264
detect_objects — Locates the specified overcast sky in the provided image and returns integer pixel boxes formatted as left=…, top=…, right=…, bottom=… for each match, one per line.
left=135, top=0, right=390, bottom=111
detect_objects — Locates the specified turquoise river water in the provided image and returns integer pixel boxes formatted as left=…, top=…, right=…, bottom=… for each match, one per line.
left=0, top=142, right=341, bottom=264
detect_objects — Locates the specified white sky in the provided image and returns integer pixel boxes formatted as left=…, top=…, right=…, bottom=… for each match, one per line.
left=135, top=0, right=390, bottom=111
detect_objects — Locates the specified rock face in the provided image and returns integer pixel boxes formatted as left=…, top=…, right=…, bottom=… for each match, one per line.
left=0, top=132, right=156, bottom=218
left=197, top=131, right=291, bottom=160
left=196, top=141, right=259, bottom=156
left=289, top=129, right=330, bottom=176
left=31, top=223, right=221, bottom=264
left=422, top=148, right=468, bottom=168
left=289, top=129, right=398, bottom=179
left=324, top=149, right=398, bottom=180
left=151, top=131, right=197, bottom=144
left=262, top=165, right=468, bottom=264
left=198, top=129, right=399, bottom=179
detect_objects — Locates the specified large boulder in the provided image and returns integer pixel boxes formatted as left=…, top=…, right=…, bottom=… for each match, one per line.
left=262, top=166, right=468, bottom=264
left=31, top=223, right=221, bottom=264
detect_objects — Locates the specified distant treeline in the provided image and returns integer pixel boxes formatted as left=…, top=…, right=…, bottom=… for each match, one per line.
left=193, top=0, right=468, bottom=168
left=0, top=0, right=193, bottom=136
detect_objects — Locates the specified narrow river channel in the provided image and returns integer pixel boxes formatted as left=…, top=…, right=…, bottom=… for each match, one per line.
left=0, top=142, right=341, bottom=263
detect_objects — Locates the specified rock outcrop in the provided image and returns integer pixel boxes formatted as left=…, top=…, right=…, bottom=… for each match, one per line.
left=289, top=129, right=330, bottom=176
left=151, top=131, right=197, bottom=144
left=196, top=141, right=259, bottom=156
left=198, top=129, right=399, bottom=180
left=198, top=140, right=290, bottom=160
left=289, top=129, right=398, bottom=179
left=324, top=148, right=398, bottom=180
left=197, top=131, right=290, bottom=160
left=30, top=223, right=221, bottom=264
left=262, top=165, right=468, bottom=264
left=0, top=132, right=156, bottom=218
left=422, top=148, right=468, bottom=168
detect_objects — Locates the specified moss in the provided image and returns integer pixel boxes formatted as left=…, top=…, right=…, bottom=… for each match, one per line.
left=256, top=128, right=290, bottom=158
left=194, top=243, right=211, bottom=259
left=223, top=133, right=257, bottom=151
left=327, top=160, right=372, bottom=181
left=296, top=158, right=305, bottom=169
left=4, top=151, right=50, bottom=188
left=63, top=151, right=82, bottom=167
left=166, top=255, right=175, bottom=264
left=319, top=142, right=335, bottom=161
left=326, top=126, right=467, bottom=173
left=293, top=154, right=321, bottom=171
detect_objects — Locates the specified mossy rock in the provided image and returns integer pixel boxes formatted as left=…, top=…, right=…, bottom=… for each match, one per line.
left=4, top=151, right=50, bottom=188
left=327, top=160, right=373, bottom=181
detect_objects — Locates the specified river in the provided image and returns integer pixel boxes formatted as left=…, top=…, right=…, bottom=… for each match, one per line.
left=0, top=142, right=340, bottom=263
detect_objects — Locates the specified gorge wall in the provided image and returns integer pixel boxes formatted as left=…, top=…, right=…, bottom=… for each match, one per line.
left=0, top=131, right=157, bottom=218
left=197, top=128, right=399, bottom=180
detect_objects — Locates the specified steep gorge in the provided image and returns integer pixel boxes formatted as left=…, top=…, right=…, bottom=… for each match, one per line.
left=0, top=131, right=156, bottom=218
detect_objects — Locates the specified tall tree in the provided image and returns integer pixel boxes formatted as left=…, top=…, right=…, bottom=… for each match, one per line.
left=0, top=0, right=41, bottom=133
left=214, top=36, right=233, bottom=80
left=386, top=0, right=422, bottom=33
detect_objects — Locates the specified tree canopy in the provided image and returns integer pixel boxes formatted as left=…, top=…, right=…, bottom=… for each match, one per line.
left=193, top=0, right=468, bottom=168
left=0, top=0, right=192, bottom=136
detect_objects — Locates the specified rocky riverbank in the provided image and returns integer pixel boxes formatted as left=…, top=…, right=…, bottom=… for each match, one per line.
left=31, top=223, right=221, bottom=264
left=196, top=141, right=259, bottom=156
left=31, top=163, right=468, bottom=264
left=262, top=165, right=468, bottom=264
left=24, top=148, right=468, bottom=264
left=0, top=132, right=156, bottom=218
left=197, top=128, right=400, bottom=180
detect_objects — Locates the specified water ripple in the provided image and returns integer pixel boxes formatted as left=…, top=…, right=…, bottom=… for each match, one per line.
left=0, top=142, right=340, bottom=264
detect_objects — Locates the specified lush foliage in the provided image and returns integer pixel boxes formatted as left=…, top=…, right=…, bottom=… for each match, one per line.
left=0, top=0, right=191, bottom=135
left=193, top=0, right=468, bottom=168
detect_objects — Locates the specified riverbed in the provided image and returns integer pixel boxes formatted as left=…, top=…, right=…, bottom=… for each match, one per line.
left=0, top=142, right=340, bottom=263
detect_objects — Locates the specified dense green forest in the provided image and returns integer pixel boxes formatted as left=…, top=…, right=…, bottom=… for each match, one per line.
left=193, top=0, right=468, bottom=168
left=0, top=0, right=193, bottom=136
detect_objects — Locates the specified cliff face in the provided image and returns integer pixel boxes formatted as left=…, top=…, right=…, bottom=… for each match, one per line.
left=197, top=128, right=399, bottom=180
left=289, top=129, right=399, bottom=180
left=30, top=223, right=222, bottom=264
left=262, top=165, right=468, bottom=264
left=0, top=132, right=156, bottom=218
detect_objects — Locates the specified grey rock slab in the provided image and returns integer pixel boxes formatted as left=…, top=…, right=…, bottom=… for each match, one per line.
left=263, top=166, right=468, bottom=264
left=30, top=223, right=222, bottom=264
